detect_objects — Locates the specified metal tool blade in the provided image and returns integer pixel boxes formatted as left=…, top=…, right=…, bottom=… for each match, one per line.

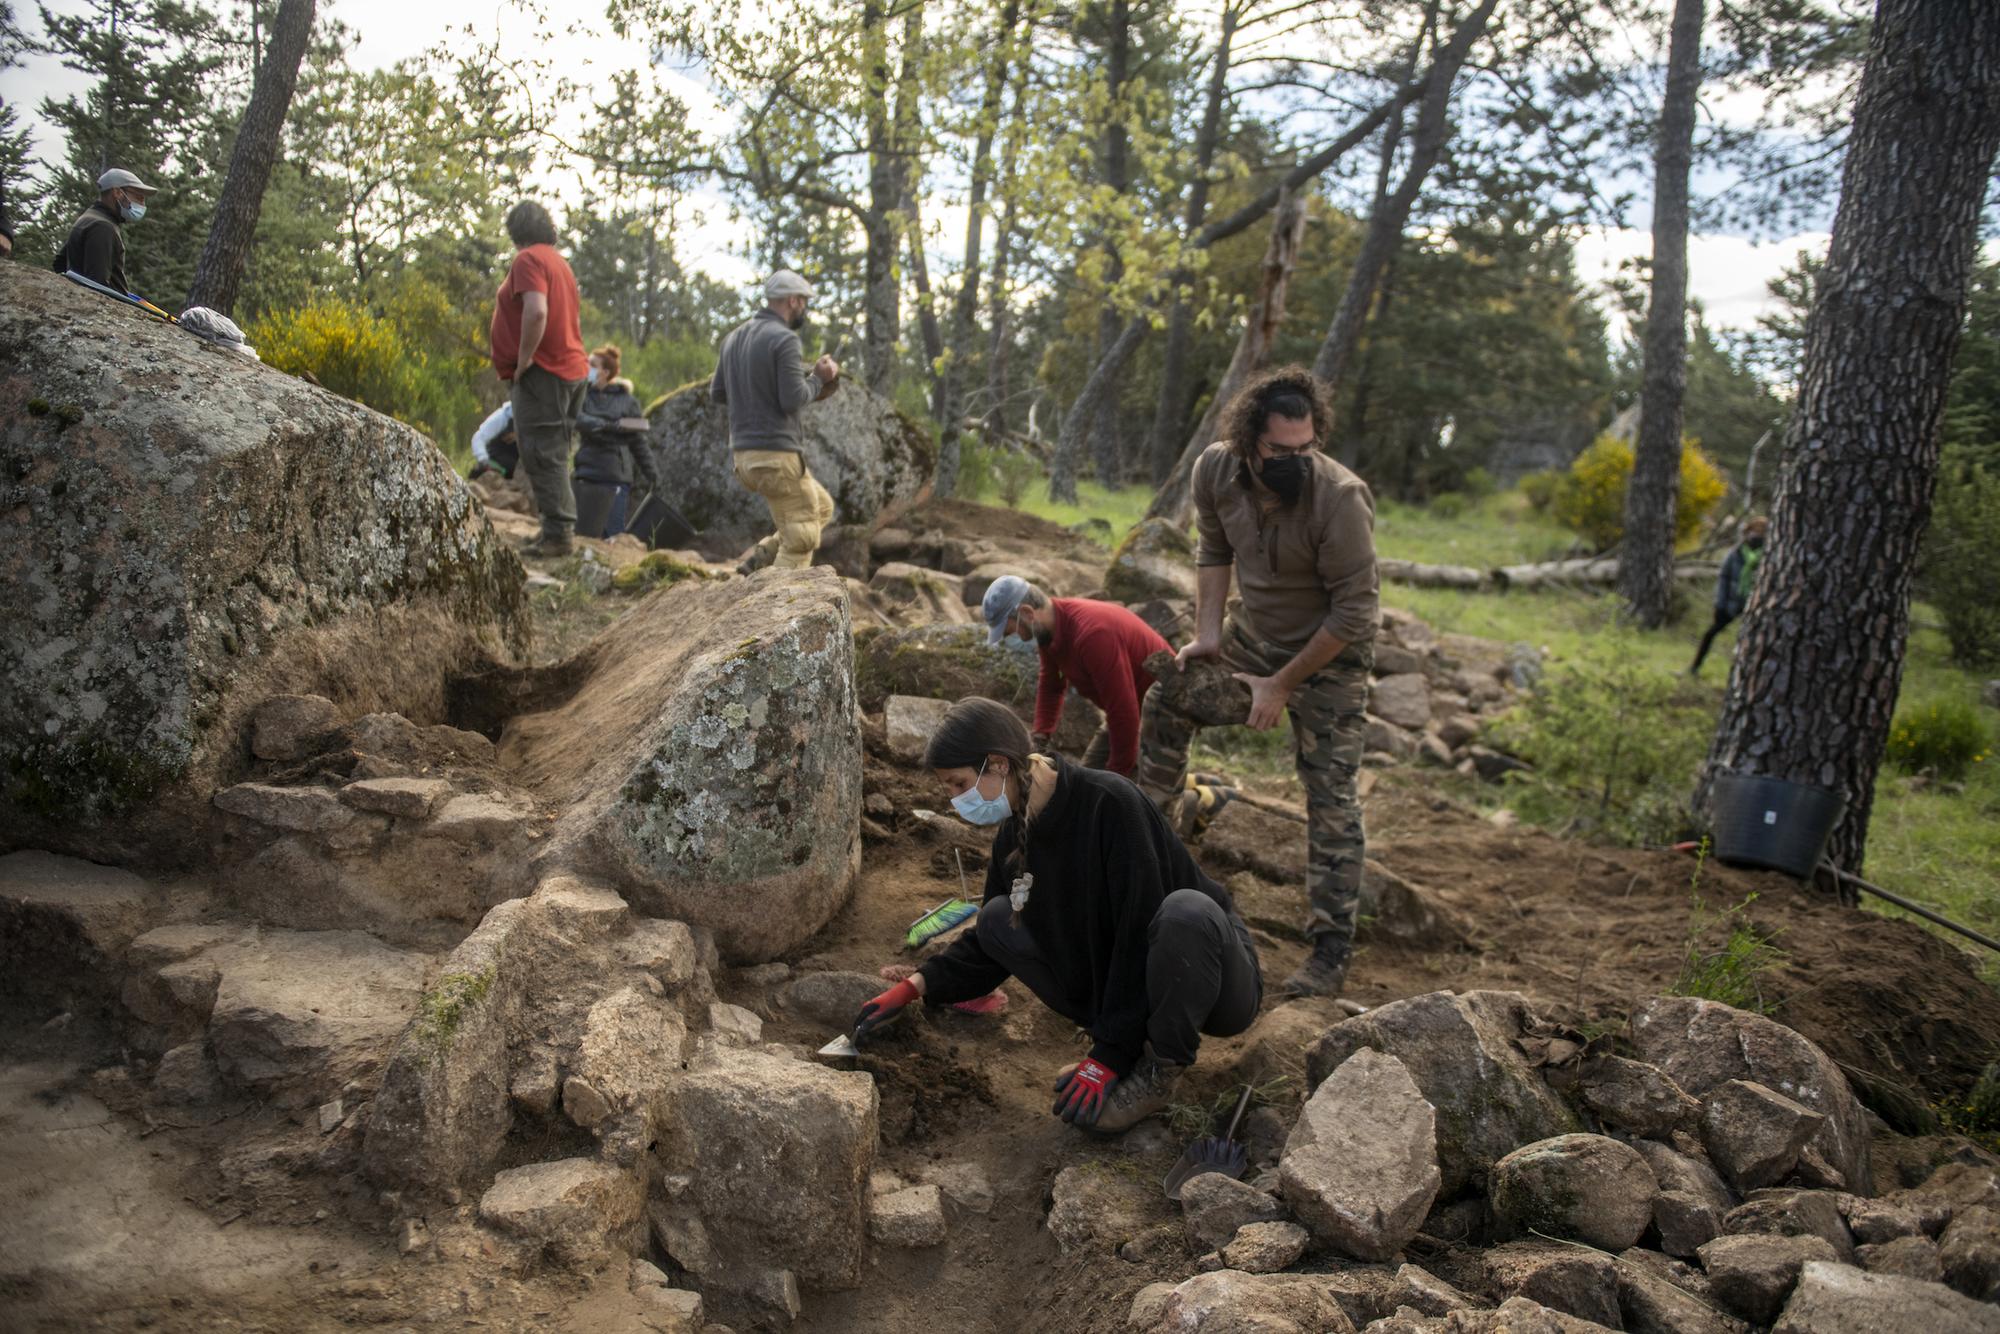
left=817, top=1033, right=861, bottom=1058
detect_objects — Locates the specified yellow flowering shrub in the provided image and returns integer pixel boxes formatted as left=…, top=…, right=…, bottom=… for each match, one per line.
left=1551, top=434, right=1728, bottom=551
left=1885, top=698, right=1992, bottom=780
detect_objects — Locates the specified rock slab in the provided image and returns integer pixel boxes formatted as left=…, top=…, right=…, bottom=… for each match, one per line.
left=1281, top=1047, right=1441, bottom=1261
left=1491, top=1133, right=1660, bottom=1251
left=1773, top=1260, right=2000, bottom=1333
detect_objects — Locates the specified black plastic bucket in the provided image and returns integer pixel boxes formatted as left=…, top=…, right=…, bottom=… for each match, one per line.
left=1710, top=773, right=1847, bottom=878
left=629, top=493, right=696, bottom=550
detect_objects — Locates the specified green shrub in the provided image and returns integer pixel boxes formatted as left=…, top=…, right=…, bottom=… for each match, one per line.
left=1924, top=462, right=2000, bottom=667
left=1486, top=649, right=1717, bottom=845
left=1886, top=697, right=1992, bottom=780
left=1672, top=881, right=1787, bottom=1014
left=1461, top=466, right=1498, bottom=499
left=994, top=450, right=1041, bottom=508
left=1429, top=492, right=1469, bottom=519
left=1551, top=434, right=1727, bottom=552
left=955, top=439, right=998, bottom=502
left=1519, top=469, right=1561, bottom=511
left=1940, top=1061, right=2000, bottom=1149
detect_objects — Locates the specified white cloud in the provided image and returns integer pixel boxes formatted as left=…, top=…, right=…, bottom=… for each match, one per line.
left=1572, top=226, right=1830, bottom=336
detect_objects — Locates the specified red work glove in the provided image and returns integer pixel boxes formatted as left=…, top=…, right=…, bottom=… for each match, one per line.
left=1053, top=1058, right=1120, bottom=1126
left=853, top=978, right=920, bottom=1041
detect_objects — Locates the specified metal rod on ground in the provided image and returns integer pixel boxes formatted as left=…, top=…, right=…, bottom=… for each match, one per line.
left=1827, top=865, right=2000, bottom=954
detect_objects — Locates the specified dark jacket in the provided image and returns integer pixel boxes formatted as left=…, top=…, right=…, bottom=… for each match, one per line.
left=54, top=203, right=128, bottom=293
left=1714, top=541, right=1763, bottom=617
left=573, top=379, right=660, bottom=488
left=916, top=756, right=1239, bottom=1074
left=709, top=308, right=822, bottom=454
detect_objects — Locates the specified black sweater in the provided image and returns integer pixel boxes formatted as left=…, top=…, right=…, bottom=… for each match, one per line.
left=54, top=203, right=128, bottom=293
left=573, top=380, right=660, bottom=487
left=917, top=756, right=1236, bottom=1073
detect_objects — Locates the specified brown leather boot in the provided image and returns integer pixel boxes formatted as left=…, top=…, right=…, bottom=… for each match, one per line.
left=1090, top=1053, right=1187, bottom=1134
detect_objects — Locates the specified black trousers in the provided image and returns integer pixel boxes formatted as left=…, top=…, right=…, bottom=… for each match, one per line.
left=972, top=888, right=1262, bottom=1067
left=1691, top=606, right=1738, bottom=673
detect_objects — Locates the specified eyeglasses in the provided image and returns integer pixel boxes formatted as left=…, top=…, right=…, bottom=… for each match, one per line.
left=1257, top=436, right=1319, bottom=455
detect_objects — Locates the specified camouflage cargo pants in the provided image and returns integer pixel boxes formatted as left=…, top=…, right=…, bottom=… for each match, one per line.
left=1135, top=618, right=1371, bottom=949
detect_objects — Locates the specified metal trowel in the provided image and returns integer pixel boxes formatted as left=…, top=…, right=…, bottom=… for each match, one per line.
left=816, top=1033, right=862, bottom=1058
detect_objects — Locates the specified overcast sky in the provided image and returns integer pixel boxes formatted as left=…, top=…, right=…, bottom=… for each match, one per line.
left=2, top=0, right=1842, bottom=334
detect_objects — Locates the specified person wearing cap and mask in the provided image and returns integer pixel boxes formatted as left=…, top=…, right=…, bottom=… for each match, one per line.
left=981, top=574, right=1170, bottom=779
left=710, top=270, right=841, bottom=570
left=1690, top=515, right=1770, bottom=676
left=1133, top=365, right=1378, bottom=1001
left=54, top=168, right=156, bottom=294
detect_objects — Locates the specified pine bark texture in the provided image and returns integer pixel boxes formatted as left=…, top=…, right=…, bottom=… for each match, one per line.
left=1698, top=0, right=2000, bottom=872
left=184, top=0, right=316, bottom=315
left=1618, top=0, right=1704, bottom=628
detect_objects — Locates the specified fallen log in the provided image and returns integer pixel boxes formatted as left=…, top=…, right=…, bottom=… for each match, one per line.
left=1378, top=557, right=1488, bottom=589
left=1493, top=557, right=1718, bottom=591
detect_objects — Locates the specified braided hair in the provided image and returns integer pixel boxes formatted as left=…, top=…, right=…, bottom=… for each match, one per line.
left=922, top=697, right=1043, bottom=888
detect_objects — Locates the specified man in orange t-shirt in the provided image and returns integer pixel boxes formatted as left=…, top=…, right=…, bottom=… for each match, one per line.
left=491, top=200, right=591, bottom=556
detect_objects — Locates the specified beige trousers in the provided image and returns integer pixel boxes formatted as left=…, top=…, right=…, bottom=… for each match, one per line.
left=733, top=449, right=835, bottom=569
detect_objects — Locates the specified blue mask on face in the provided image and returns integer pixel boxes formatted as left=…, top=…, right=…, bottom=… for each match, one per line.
left=950, top=758, right=1013, bottom=826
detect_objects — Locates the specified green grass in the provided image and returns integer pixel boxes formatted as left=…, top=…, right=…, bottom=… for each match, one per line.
left=1012, top=481, right=1157, bottom=549
left=1374, top=491, right=1580, bottom=568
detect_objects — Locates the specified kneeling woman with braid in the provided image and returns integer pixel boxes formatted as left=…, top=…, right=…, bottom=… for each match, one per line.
left=853, top=697, right=1263, bottom=1133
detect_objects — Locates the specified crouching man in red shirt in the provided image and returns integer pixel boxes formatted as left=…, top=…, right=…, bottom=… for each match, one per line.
left=980, top=575, right=1169, bottom=779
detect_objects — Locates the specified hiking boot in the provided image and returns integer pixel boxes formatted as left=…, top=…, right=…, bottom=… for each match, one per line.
left=1281, top=936, right=1352, bottom=999
left=1091, top=1052, right=1187, bottom=1134
left=522, top=532, right=573, bottom=559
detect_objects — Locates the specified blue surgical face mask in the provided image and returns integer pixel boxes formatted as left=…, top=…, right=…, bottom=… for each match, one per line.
left=587, top=366, right=600, bottom=386
left=120, top=201, right=146, bottom=223
left=950, top=758, right=1012, bottom=826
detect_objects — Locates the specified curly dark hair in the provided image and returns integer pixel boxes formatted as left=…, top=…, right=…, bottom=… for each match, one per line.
left=1219, top=365, right=1335, bottom=461
left=505, top=200, right=559, bottom=249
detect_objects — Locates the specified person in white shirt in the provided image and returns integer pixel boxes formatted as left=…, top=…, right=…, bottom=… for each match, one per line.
left=468, top=402, right=519, bottom=480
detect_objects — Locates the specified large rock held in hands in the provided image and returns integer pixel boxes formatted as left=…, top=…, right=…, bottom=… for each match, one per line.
left=0, top=264, right=528, bottom=863
left=645, top=377, right=934, bottom=555
left=503, top=569, right=861, bottom=963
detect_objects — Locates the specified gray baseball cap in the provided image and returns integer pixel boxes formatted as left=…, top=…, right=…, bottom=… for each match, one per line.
left=764, top=269, right=814, bottom=300
left=981, top=575, right=1033, bottom=646
left=98, top=168, right=155, bottom=194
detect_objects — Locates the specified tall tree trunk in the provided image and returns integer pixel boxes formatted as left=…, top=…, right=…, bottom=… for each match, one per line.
left=906, top=191, right=946, bottom=394
left=184, top=0, right=315, bottom=315
left=859, top=0, right=908, bottom=393
left=1309, top=0, right=1491, bottom=395
left=1145, top=3, right=1240, bottom=483
left=1696, top=0, right=2000, bottom=874
left=934, top=0, right=1018, bottom=496
left=1147, top=190, right=1310, bottom=525
left=1618, top=0, right=1705, bottom=628
left=1090, top=0, right=1134, bottom=485
left=1049, top=320, right=1148, bottom=503
left=984, top=194, right=1018, bottom=438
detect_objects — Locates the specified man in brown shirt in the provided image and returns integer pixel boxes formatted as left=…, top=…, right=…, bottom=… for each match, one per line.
left=1135, top=366, right=1378, bottom=998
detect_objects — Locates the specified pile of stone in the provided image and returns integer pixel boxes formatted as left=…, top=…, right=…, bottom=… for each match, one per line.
left=1056, top=988, right=2000, bottom=1334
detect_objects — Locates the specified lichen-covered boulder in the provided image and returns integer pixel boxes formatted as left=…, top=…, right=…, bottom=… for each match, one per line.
left=1104, top=517, right=1197, bottom=603
left=0, top=265, right=528, bottom=863
left=645, top=377, right=935, bottom=556
left=504, top=568, right=861, bottom=962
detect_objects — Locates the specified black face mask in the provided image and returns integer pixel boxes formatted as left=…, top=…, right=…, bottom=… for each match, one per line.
left=1745, top=536, right=1765, bottom=550
left=1259, top=452, right=1307, bottom=503
left=788, top=309, right=808, bottom=331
